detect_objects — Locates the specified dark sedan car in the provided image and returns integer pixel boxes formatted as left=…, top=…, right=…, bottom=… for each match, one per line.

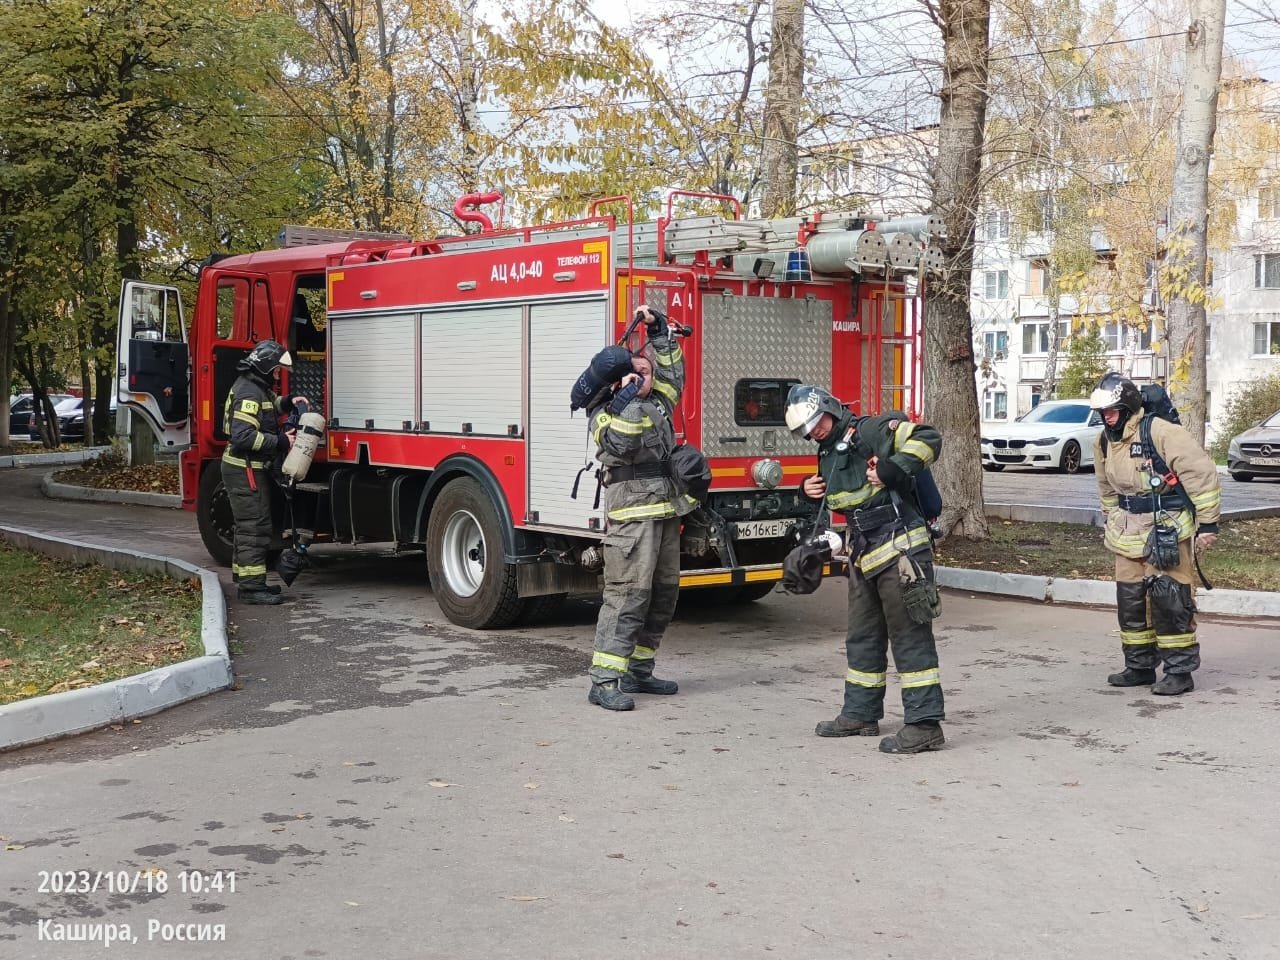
left=27, top=396, right=115, bottom=443
left=12, top=393, right=73, bottom=438
left=54, top=397, right=118, bottom=443
left=1227, top=409, right=1280, bottom=481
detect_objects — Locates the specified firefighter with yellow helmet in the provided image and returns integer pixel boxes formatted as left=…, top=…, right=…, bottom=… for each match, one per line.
left=1089, top=372, right=1220, bottom=695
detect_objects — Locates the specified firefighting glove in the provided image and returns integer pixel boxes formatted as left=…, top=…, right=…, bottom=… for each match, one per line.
left=609, top=380, right=642, bottom=415
left=639, top=307, right=668, bottom=340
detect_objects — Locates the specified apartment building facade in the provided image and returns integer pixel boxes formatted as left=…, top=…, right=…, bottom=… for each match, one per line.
left=797, top=118, right=1280, bottom=437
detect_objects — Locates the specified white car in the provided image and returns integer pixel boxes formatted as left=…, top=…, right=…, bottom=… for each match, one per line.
left=980, top=399, right=1104, bottom=474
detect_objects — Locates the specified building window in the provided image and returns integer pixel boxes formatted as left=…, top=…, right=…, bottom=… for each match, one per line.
left=1206, top=321, right=1213, bottom=357
left=1029, top=259, right=1050, bottom=297
left=1254, top=253, right=1280, bottom=288
left=1260, top=186, right=1280, bottom=220
left=983, top=390, right=1008, bottom=420
left=1102, top=162, right=1131, bottom=185
left=1253, top=318, right=1280, bottom=355
left=1021, top=320, right=1070, bottom=355
left=983, top=331, right=1008, bottom=359
left=983, top=270, right=1009, bottom=300
left=1037, top=192, right=1055, bottom=231
left=982, top=209, right=1010, bottom=241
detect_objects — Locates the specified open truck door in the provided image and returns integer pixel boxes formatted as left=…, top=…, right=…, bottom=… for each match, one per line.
left=116, top=281, right=192, bottom=449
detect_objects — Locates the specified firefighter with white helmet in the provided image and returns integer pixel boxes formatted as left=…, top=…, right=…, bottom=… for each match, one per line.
left=221, top=339, right=307, bottom=605
left=1089, top=372, right=1220, bottom=695
left=786, top=384, right=947, bottom=754
left=584, top=306, right=697, bottom=711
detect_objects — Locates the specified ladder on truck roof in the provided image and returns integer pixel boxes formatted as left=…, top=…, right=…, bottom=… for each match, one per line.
left=313, top=190, right=946, bottom=282
left=414, top=210, right=945, bottom=279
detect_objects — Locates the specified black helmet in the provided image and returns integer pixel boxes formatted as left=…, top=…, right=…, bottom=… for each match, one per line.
left=239, top=339, right=292, bottom=378
left=785, top=384, right=844, bottom=439
left=1088, top=372, right=1141, bottom=414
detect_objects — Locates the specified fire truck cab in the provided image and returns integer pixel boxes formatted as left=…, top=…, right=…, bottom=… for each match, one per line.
left=117, top=192, right=936, bottom=629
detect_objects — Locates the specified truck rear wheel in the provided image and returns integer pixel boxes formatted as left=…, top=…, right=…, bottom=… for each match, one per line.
left=196, top=462, right=234, bottom=567
left=426, top=478, right=523, bottom=629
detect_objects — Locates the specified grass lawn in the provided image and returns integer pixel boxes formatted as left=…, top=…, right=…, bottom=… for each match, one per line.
left=935, top=516, right=1280, bottom=592
left=0, top=544, right=202, bottom=705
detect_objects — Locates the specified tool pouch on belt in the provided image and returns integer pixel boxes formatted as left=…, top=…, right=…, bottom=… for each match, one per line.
left=1145, top=515, right=1181, bottom=570
left=898, top=553, right=941, bottom=624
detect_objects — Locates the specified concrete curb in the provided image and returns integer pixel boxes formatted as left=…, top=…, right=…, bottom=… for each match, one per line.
left=936, top=565, right=1280, bottom=618
left=0, top=525, right=231, bottom=753
left=42, top=470, right=181, bottom=509
left=0, top=445, right=111, bottom=469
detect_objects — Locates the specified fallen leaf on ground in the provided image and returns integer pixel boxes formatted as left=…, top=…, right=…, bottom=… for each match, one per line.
left=428, top=780, right=459, bottom=788
left=523, top=782, right=540, bottom=790
left=558, top=815, right=575, bottom=823
left=0, top=659, right=13, bottom=670
left=505, top=895, right=546, bottom=902
left=606, top=853, right=625, bottom=859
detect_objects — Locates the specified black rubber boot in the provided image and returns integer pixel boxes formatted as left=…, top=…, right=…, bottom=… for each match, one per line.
left=1107, top=667, right=1157, bottom=687
left=238, top=586, right=284, bottom=606
left=1152, top=673, right=1194, bottom=696
left=879, top=721, right=945, bottom=754
left=815, top=715, right=880, bottom=738
left=588, top=680, right=635, bottom=711
left=620, top=665, right=678, bottom=695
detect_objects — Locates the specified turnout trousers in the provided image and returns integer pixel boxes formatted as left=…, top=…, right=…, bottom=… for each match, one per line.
left=842, top=556, right=945, bottom=724
left=589, top=516, right=681, bottom=684
left=221, top=459, right=273, bottom=590
left=1114, top=538, right=1200, bottom=675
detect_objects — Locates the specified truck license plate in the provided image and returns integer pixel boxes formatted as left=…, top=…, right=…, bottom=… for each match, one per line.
left=735, top=519, right=792, bottom=540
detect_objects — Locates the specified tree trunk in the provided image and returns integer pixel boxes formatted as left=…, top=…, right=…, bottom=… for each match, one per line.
left=1164, top=0, right=1225, bottom=448
left=758, top=0, right=805, bottom=218
left=923, top=0, right=992, bottom=540
left=0, top=286, right=13, bottom=450
left=117, top=189, right=152, bottom=463
left=1041, top=300, right=1060, bottom=398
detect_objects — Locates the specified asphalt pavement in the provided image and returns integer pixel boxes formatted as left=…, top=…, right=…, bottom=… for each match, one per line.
left=982, top=465, right=1280, bottom=519
left=2, top=465, right=1279, bottom=959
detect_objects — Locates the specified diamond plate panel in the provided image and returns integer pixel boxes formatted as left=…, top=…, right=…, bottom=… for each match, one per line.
left=290, top=357, right=326, bottom=417
left=700, top=293, right=832, bottom=458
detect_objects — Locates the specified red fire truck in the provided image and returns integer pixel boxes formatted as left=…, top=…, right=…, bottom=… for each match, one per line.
left=116, top=191, right=937, bottom=628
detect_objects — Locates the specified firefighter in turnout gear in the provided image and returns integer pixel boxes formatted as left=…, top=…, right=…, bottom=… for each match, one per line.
left=1090, top=373, right=1220, bottom=696
left=787, top=385, right=946, bottom=754
left=585, top=306, right=697, bottom=711
left=221, top=340, right=306, bottom=605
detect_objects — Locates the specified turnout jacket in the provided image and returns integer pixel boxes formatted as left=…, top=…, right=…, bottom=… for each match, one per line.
left=222, top=374, right=292, bottom=468
left=816, top=410, right=941, bottom=576
left=1093, top=412, right=1221, bottom=559
left=589, top=334, right=697, bottom=523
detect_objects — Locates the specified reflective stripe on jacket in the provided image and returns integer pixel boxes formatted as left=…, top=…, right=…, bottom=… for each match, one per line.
left=818, top=410, right=941, bottom=577
left=1093, top=413, right=1221, bottom=559
left=590, top=334, right=693, bottom=523
left=222, top=375, right=287, bottom=466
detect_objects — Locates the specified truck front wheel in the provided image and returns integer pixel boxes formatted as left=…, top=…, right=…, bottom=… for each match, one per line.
left=426, top=478, right=523, bottom=629
left=196, top=462, right=234, bottom=567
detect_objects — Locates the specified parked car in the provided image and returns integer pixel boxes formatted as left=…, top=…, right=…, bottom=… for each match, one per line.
left=1226, top=408, right=1280, bottom=481
left=980, top=399, right=1104, bottom=474
left=27, top=396, right=114, bottom=442
left=10, top=393, right=73, bottom=437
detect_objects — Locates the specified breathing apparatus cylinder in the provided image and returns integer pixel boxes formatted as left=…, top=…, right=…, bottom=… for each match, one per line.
left=282, top=411, right=327, bottom=483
